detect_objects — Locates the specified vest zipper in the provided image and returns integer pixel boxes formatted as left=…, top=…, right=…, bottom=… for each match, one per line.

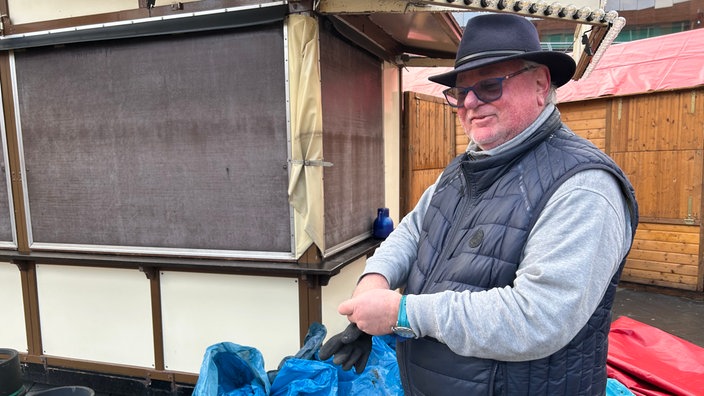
left=488, top=362, right=499, bottom=396
left=420, top=165, right=474, bottom=294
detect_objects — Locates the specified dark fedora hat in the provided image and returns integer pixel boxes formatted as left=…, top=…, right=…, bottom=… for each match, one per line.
left=429, top=13, right=576, bottom=87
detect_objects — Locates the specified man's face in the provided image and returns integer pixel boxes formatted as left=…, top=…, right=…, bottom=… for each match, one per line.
left=455, top=60, right=550, bottom=151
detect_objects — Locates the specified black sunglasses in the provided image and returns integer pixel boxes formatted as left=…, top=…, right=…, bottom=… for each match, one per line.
left=442, top=66, right=537, bottom=108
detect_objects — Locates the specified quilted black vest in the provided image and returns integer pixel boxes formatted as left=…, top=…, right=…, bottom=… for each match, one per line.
left=397, top=110, right=638, bottom=395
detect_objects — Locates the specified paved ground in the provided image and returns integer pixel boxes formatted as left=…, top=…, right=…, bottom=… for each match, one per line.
left=612, top=284, right=704, bottom=347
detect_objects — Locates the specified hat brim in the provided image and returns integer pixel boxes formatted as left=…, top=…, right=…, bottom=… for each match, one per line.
left=428, top=51, right=576, bottom=88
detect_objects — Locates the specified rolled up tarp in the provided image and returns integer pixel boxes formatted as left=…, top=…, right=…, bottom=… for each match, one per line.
left=607, top=316, right=704, bottom=396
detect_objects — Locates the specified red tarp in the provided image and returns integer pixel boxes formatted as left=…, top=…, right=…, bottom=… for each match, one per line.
left=607, top=316, right=704, bottom=396
left=558, top=28, right=704, bottom=102
left=403, top=66, right=452, bottom=99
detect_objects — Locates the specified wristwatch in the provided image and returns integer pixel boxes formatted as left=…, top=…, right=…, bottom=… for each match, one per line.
left=392, top=295, right=417, bottom=338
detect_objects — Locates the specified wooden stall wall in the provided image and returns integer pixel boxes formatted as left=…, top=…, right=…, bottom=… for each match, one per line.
left=609, top=89, right=704, bottom=291
left=558, top=100, right=608, bottom=152
left=560, top=89, right=704, bottom=292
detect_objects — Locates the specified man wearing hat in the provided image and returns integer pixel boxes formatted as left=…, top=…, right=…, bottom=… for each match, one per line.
left=320, top=13, right=638, bottom=395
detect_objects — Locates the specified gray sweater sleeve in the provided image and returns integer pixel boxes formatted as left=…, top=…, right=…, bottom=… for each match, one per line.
left=365, top=169, right=632, bottom=362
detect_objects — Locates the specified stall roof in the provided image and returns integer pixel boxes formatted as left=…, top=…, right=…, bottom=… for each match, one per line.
left=325, top=11, right=463, bottom=63
left=557, top=28, right=704, bottom=103
left=318, top=0, right=623, bottom=76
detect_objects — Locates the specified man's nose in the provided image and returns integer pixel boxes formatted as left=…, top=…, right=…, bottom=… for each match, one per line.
left=462, top=90, right=481, bottom=109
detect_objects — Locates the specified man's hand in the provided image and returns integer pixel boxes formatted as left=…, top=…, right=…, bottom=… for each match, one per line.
left=338, top=289, right=402, bottom=335
left=318, top=323, right=372, bottom=374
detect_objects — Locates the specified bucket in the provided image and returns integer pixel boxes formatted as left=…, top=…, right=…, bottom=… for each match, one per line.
left=28, top=387, right=94, bottom=396
left=0, top=348, right=24, bottom=396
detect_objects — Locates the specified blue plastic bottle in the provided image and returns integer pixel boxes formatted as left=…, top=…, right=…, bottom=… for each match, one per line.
left=373, top=207, right=394, bottom=239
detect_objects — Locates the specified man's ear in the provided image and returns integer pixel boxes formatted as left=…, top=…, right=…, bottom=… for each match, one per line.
left=535, top=65, right=551, bottom=105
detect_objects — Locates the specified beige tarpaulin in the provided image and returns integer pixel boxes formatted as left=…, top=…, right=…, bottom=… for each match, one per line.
left=287, top=14, right=326, bottom=258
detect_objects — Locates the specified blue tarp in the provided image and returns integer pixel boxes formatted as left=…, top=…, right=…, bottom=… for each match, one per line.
left=193, top=342, right=270, bottom=396
left=193, top=324, right=402, bottom=396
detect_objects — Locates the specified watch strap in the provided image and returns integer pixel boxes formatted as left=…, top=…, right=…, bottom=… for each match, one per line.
left=392, top=295, right=416, bottom=338
left=397, top=295, right=410, bottom=328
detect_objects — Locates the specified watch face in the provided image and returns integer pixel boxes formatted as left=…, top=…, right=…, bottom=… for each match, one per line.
left=392, top=326, right=416, bottom=338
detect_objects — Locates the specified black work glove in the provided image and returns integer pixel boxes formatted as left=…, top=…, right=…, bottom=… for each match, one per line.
left=318, top=323, right=372, bottom=374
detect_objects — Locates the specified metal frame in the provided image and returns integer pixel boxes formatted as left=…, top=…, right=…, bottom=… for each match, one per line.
left=0, top=80, right=16, bottom=249
left=283, top=18, right=298, bottom=259
left=0, top=1, right=289, bottom=50
left=318, top=0, right=619, bottom=26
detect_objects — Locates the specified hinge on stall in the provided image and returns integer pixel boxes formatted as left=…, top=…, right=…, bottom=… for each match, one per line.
left=684, top=196, right=696, bottom=225
left=289, top=159, right=333, bottom=167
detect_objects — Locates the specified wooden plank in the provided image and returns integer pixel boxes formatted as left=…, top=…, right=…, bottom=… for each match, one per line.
left=612, top=150, right=702, bottom=221
left=634, top=228, right=701, bottom=244
left=562, top=118, right=606, bottom=131
left=401, top=92, right=413, bottom=216
left=455, top=116, right=468, bottom=156
left=627, top=249, right=698, bottom=266
left=408, top=169, right=443, bottom=209
left=699, top=92, right=704, bottom=292
left=625, top=258, right=699, bottom=276
left=611, top=96, right=638, bottom=152
left=625, top=220, right=701, bottom=290
left=571, top=129, right=605, bottom=144
left=655, top=92, right=682, bottom=151
left=631, top=239, right=699, bottom=255
left=573, top=128, right=605, bottom=140
left=402, top=91, right=455, bottom=215
left=558, top=100, right=607, bottom=121
left=679, top=89, right=704, bottom=151
left=455, top=143, right=467, bottom=156
left=636, top=222, right=699, bottom=233
left=630, top=94, right=659, bottom=151
left=621, top=272, right=699, bottom=291
left=559, top=100, right=607, bottom=151
left=410, top=95, right=453, bottom=170
left=561, top=109, right=607, bottom=122
left=623, top=267, right=698, bottom=288
left=611, top=90, right=704, bottom=152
